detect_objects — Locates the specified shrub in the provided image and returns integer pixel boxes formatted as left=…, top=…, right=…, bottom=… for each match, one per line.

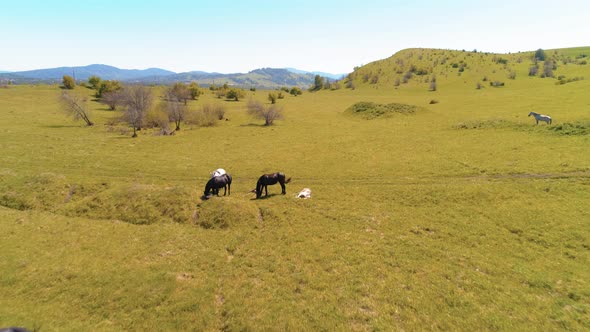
left=508, top=71, right=516, bottom=80
left=62, top=75, right=75, bottom=89
left=289, top=87, right=302, bottom=96
left=490, top=81, right=505, bottom=87
left=186, top=104, right=225, bottom=127
left=247, top=100, right=284, bottom=126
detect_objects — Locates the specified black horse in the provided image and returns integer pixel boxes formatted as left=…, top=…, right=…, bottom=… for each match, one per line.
left=204, top=174, right=232, bottom=197
left=256, top=172, right=291, bottom=198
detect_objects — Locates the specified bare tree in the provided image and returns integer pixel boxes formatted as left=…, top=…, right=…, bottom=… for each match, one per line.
left=164, top=92, right=187, bottom=131
left=247, top=100, right=284, bottom=126
left=101, top=90, right=124, bottom=110
left=60, top=91, right=93, bottom=126
left=122, top=86, right=153, bottom=137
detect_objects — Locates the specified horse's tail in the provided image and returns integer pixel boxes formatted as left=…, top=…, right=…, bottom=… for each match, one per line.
left=285, top=177, right=291, bottom=184
left=226, top=174, right=232, bottom=185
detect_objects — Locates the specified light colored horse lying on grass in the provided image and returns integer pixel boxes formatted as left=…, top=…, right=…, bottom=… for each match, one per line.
left=528, top=112, right=552, bottom=124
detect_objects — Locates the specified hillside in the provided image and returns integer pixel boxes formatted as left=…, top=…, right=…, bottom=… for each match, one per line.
left=0, top=65, right=331, bottom=88
left=135, top=68, right=317, bottom=88
left=342, top=47, right=590, bottom=91
left=4, top=64, right=175, bottom=82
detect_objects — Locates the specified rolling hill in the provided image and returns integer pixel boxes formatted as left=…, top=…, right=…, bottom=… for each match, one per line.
left=341, top=46, right=590, bottom=91
left=0, top=64, right=342, bottom=88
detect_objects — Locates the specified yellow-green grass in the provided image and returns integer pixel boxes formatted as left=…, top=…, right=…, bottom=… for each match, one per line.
left=1, top=47, right=590, bottom=330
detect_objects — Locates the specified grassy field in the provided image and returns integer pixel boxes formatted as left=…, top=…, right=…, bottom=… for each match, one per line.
left=1, top=48, right=590, bottom=331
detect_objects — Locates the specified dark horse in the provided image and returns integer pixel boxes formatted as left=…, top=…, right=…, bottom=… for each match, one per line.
left=204, top=174, right=232, bottom=197
left=256, top=172, right=291, bottom=198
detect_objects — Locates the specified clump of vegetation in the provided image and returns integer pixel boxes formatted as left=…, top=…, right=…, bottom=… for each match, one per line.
left=62, top=75, right=75, bottom=89
left=548, top=122, right=590, bottom=135
left=345, top=101, right=420, bottom=119
left=186, top=104, right=226, bottom=127
left=453, top=119, right=511, bottom=129
left=247, top=100, right=284, bottom=126
left=490, top=81, right=505, bottom=87
left=555, top=76, right=585, bottom=85
left=289, top=86, right=302, bottom=96
left=195, top=198, right=260, bottom=229
left=225, top=88, right=245, bottom=101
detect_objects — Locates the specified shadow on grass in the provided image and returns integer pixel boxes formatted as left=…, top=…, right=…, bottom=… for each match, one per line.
left=239, top=123, right=269, bottom=127
left=250, top=193, right=279, bottom=200
left=42, top=124, right=84, bottom=128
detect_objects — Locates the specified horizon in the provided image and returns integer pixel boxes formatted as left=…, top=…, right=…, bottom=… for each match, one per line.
left=2, top=0, right=590, bottom=74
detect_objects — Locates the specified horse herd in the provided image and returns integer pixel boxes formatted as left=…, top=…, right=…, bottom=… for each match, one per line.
left=203, top=168, right=291, bottom=199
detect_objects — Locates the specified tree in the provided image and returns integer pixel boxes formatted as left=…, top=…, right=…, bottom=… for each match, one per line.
left=309, top=75, right=324, bottom=91
left=122, top=86, right=153, bottom=137
left=97, top=80, right=122, bottom=98
left=169, top=82, right=191, bottom=105
left=543, top=60, right=555, bottom=78
left=188, top=82, right=202, bottom=100
left=164, top=92, right=187, bottom=131
left=429, top=76, right=437, bottom=91
left=62, top=75, right=75, bottom=89
left=101, top=90, right=124, bottom=110
left=534, top=49, right=546, bottom=61
left=60, top=91, right=93, bottom=126
left=226, top=88, right=244, bottom=101
left=247, top=99, right=284, bottom=126
left=88, top=75, right=101, bottom=90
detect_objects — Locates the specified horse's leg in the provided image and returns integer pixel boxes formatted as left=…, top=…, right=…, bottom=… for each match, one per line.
left=264, top=185, right=268, bottom=196
left=227, top=182, right=231, bottom=196
left=280, top=181, right=286, bottom=195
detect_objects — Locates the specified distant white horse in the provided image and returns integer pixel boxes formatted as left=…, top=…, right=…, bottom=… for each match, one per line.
left=211, top=168, right=226, bottom=178
left=528, top=112, right=552, bottom=124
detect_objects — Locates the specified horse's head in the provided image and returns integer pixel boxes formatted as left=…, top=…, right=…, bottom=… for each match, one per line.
left=528, top=112, right=536, bottom=117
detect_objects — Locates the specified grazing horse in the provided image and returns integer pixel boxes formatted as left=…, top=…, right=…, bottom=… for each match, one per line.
left=528, top=112, right=552, bottom=124
left=204, top=173, right=232, bottom=197
left=256, top=172, right=291, bottom=198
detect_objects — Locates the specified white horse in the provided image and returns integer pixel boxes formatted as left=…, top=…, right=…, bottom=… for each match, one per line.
left=211, top=168, right=226, bottom=178
left=528, top=112, right=552, bottom=124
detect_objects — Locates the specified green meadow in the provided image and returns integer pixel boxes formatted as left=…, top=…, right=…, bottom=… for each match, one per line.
left=1, top=48, right=590, bottom=330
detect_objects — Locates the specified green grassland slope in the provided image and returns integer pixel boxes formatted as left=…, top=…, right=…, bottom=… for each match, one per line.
left=344, top=47, right=589, bottom=90
left=1, top=47, right=589, bottom=330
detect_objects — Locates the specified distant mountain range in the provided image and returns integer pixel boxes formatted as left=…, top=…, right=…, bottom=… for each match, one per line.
left=0, top=64, right=346, bottom=88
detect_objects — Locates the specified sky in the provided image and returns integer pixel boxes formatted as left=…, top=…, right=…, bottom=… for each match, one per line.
left=1, top=0, right=589, bottom=74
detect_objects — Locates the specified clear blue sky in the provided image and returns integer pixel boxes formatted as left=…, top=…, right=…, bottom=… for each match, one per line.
left=1, top=0, right=588, bottom=74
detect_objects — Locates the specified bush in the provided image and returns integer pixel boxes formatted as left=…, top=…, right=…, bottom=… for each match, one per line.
left=186, top=104, right=226, bottom=126
left=62, top=75, right=75, bottom=89
left=144, top=109, right=169, bottom=129
left=289, top=87, right=302, bottom=96
left=508, top=71, right=516, bottom=80
left=490, top=81, right=505, bottom=87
